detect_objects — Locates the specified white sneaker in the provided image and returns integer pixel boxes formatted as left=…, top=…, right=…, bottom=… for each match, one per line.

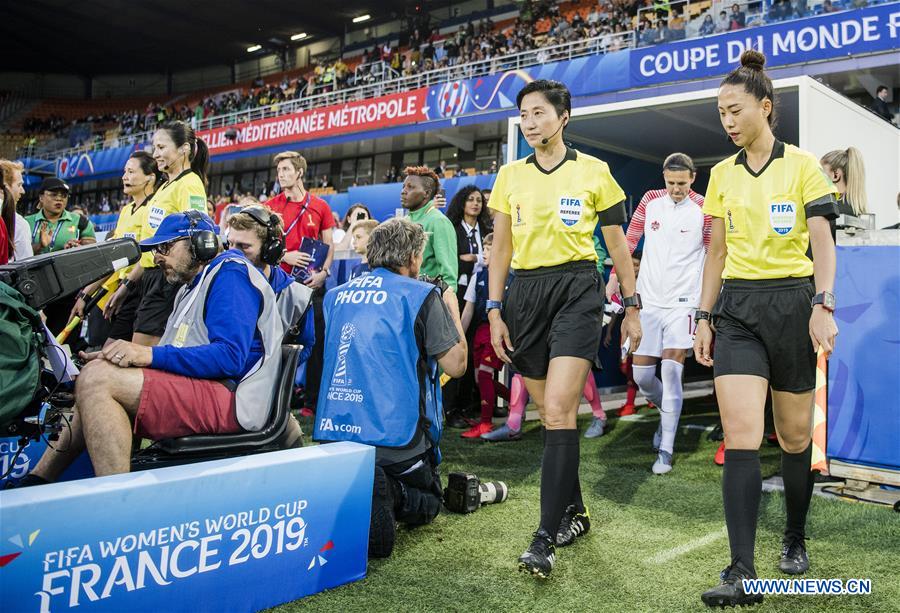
left=584, top=417, right=606, bottom=438
left=652, top=450, right=673, bottom=474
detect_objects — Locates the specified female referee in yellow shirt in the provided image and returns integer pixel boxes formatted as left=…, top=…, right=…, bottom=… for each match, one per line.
left=488, top=79, right=642, bottom=578
left=71, top=151, right=161, bottom=343
left=103, top=120, right=209, bottom=346
left=694, top=51, right=839, bottom=608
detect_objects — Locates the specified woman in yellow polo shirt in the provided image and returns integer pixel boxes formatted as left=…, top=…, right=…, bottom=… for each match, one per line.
left=488, top=79, right=642, bottom=579
left=105, top=120, right=209, bottom=345
left=72, top=151, right=162, bottom=343
left=694, top=51, right=839, bottom=608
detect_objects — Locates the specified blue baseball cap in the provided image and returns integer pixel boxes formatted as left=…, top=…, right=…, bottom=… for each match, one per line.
left=139, top=211, right=218, bottom=252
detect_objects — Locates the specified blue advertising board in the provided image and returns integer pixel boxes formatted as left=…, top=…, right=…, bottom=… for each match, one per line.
left=827, top=245, right=900, bottom=471
left=0, top=442, right=374, bottom=612
left=630, top=3, right=900, bottom=87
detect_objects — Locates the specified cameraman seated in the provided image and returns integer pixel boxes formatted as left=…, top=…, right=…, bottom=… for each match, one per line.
left=314, top=218, right=467, bottom=558
left=225, top=205, right=315, bottom=447
left=23, top=211, right=283, bottom=483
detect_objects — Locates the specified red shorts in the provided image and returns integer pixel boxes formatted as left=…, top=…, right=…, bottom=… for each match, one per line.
left=473, top=323, right=501, bottom=370
left=135, top=369, right=243, bottom=440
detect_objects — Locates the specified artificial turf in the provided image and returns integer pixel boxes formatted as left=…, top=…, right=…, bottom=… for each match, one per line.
left=281, top=394, right=900, bottom=612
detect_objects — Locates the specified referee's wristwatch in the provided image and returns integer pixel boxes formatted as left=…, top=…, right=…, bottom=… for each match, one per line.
left=622, top=293, right=642, bottom=310
left=120, top=278, right=136, bottom=294
left=811, top=291, right=835, bottom=312
left=486, top=300, right=502, bottom=313
left=694, top=310, right=712, bottom=325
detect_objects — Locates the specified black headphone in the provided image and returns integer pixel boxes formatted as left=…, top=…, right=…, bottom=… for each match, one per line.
left=184, top=209, right=219, bottom=263
left=241, top=206, right=286, bottom=266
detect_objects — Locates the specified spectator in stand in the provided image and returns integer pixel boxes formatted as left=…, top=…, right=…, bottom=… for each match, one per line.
left=822, top=0, right=838, bottom=12
left=0, top=159, right=32, bottom=261
left=265, top=151, right=335, bottom=416
left=769, top=0, right=790, bottom=21
left=699, top=13, right=716, bottom=35
left=668, top=9, right=686, bottom=40
left=729, top=3, right=747, bottom=28
left=639, top=21, right=657, bottom=46
left=870, top=85, right=894, bottom=124
left=715, top=9, right=730, bottom=32
left=791, top=0, right=809, bottom=17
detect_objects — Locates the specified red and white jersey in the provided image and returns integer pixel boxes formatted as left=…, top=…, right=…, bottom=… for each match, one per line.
left=626, top=189, right=710, bottom=309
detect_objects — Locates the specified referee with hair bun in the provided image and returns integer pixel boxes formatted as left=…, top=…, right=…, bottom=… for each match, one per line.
left=695, top=50, right=839, bottom=608
left=488, top=79, right=642, bottom=578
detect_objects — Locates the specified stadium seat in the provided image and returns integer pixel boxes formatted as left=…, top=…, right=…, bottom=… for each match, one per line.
left=136, top=344, right=301, bottom=460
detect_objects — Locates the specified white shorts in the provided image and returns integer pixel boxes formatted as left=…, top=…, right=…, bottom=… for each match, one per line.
left=634, top=305, right=696, bottom=358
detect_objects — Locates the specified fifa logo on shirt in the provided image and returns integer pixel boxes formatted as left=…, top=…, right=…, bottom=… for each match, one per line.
left=726, top=209, right=737, bottom=233
left=558, top=197, right=583, bottom=227
left=332, top=323, right=357, bottom=385
left=514, top=203, right=524, bottom=226
left=769, top=201, right=796, bottom=235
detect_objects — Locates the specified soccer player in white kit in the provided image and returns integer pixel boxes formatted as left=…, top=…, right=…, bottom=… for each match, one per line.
left=609, top=153, right=710, bottom=474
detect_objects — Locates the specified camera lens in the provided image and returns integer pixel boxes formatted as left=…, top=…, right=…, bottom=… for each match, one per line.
left=478, top=481, right=508, bottom=505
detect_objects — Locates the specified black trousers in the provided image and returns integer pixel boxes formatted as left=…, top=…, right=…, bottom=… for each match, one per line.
left=370, top=452, right=443, bottom=558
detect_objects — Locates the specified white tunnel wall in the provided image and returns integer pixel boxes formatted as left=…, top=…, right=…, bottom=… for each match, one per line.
left=800, top=79, right=900, bottom=227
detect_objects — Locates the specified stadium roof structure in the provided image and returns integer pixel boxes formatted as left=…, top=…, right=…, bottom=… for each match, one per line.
left=2, top=0, right=447, bottom=74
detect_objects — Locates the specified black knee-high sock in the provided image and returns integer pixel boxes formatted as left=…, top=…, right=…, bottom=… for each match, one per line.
left=723, top=449, right=761, bottom=576
left=569, top=475, right=584, bottom=513
left=782, top=442, right=814, bottom=542
left=539, top=429, right=579, bottom=537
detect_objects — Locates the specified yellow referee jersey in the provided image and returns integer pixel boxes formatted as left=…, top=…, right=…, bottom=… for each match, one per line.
left=704, top=141, right=838, bottom=280
left=101, top=199, right=151, bottom=294
left=144, top=170, right=207, bottom=268
left=489, top=147, right=627, bottom=270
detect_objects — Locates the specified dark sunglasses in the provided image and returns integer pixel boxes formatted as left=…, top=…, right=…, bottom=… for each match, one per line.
left=152, top=237, right=187, bottom=255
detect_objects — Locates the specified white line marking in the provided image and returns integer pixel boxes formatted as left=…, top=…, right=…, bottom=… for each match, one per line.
left=646, top=527, right=728, bottom=565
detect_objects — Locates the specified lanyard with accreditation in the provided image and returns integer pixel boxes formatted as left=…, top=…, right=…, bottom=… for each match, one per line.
left=284, top=192, right=313, bottom=239
left=31, top=216, right=67, bottom=249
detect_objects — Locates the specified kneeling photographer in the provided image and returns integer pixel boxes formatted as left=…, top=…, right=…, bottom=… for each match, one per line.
left=313, top=218, right=466, bottom=558
left=18, top=211, right=283, bottom=484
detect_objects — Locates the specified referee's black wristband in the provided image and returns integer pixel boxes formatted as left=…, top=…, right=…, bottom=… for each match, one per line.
left=694, top=310, right=712, bottom=324
left=120, top=278, right=135, bottom=293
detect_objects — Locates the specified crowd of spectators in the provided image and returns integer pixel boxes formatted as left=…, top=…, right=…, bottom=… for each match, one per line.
left=13, top=0, right=877, bottom=154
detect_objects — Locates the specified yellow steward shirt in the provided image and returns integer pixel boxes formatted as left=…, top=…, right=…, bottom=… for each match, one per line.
left=489, top=147, right=627, bottom=270
left=704, top=141, right=838, bottom=280
left=144, top=169, right=207, bottom=269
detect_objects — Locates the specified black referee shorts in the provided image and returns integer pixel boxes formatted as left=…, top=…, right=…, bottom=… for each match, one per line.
left=133, top=267, right=181, bottom=337
left=712, top=277, right=816, bottom=393
left=503, top=260, right=604, bottom=379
